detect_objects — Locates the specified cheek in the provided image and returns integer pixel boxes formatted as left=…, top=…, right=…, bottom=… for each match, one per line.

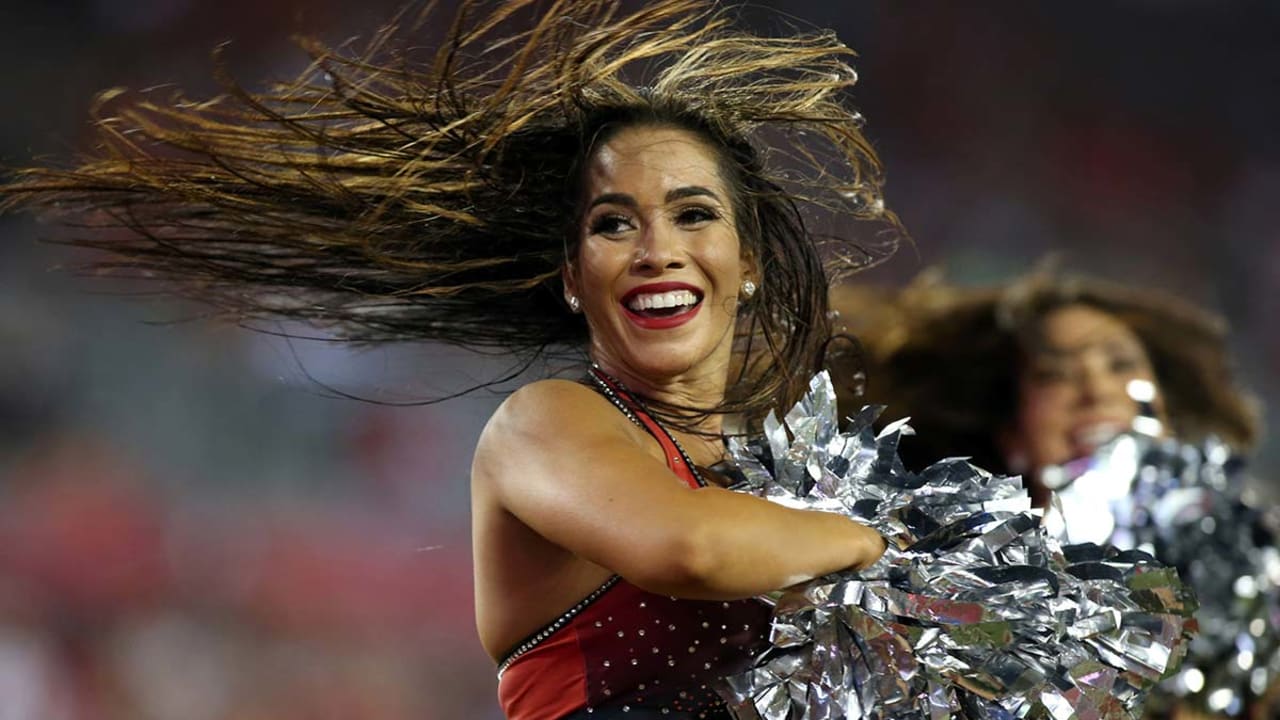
left=704, top=232, right=744, bottom=281
left=712, top=246, right=745, bottom=312
left=1017, top=384, right=1073, bottom=447
left=576, top=243, right=630, bottom=289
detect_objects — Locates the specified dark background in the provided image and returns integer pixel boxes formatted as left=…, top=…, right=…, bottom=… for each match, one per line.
left=1, top=1, right=1276, bottom=716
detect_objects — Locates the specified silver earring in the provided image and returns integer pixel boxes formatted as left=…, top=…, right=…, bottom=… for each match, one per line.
left=567, top=295, right=581, bottom=313
left=741, top=280, right=757, bottom=298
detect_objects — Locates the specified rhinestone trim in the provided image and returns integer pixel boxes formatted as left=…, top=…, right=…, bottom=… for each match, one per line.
left=495, top=366, right=709, bottom=679
left=497, top=575, right=621, bottom=678
left=587, top=365, right=707, bottom=489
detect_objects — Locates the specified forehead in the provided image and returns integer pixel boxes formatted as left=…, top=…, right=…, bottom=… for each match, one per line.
left=1032, top=303, right=1145, bottom=355
left=584, top=125, right=726, bottom=197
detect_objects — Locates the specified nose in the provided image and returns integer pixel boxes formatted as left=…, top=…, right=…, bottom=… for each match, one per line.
left=632, top=221, right=685, bottom=273
left=1076, top=355, right=1125, bottom=405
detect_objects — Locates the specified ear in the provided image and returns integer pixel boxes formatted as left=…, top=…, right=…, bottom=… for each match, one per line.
left=561, top=261, right=579, bottom=302
left=739, top=245, right=760, bottom=286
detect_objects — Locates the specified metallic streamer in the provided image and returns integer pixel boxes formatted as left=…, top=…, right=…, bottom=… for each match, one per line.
left=1043, top=430, right=1280, bottom=717
left=718, top=373, right=1196, bottom=719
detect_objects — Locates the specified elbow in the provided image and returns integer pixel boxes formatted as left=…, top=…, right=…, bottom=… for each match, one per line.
left=622, top=523, right=727, bottom=599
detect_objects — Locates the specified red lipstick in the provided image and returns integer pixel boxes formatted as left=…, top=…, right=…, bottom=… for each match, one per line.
left=620, top=282, right=703, bottom=330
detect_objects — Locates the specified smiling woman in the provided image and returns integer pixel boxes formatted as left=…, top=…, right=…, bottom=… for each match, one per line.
left=1003, top=302, right=1170, bottom=487
left=567, top=127, right=748, bottom=388
left=471, top=78, right=891, bottom=720
left=832, top=271, right=1258, bottom=494
left=831, top=271, right=1274, bottom=719
left=3, top=1, right=900, bottom=717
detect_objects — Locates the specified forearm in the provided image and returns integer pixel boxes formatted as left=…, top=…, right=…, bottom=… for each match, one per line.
left=630, top=485, right=884, bottom=600
left=483, top=384, right=885, bottom=601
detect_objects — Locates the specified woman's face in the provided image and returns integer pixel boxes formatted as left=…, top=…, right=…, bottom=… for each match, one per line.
left=1004, top=303, right=1166, bottom=473
left=565, top=124, right=750, bottom=384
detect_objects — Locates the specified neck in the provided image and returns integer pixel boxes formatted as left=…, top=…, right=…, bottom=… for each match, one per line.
left=588, top=357, right=729, bottom=436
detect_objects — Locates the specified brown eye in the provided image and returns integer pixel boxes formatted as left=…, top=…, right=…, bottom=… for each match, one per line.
left=590, top=214, right=634, bottom=236
left=1028, top=363, right=1070, bottom=384
left=1109, top=355, right=1140, bottom=374
left=675, top=205, right=718, bottom=226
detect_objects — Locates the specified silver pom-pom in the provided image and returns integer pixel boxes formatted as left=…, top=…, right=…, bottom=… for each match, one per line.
left=1044, top=431, right=1280, bottom=717
left=718, top=372, right=1196, bottom=719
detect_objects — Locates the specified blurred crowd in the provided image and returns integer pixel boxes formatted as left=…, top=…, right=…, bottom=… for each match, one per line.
left=1, top=1, right=1276, bottom=717
left=0, top=311, right=503, bottom=718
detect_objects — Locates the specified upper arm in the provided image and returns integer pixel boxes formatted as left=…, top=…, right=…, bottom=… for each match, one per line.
left=472, top=380, right=705, bottom=586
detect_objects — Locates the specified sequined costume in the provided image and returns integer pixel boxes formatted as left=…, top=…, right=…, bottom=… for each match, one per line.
left=495, top=369, right=773, bottom=720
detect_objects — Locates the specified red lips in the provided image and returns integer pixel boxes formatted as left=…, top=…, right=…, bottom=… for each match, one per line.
left=620, top=282, right=704, bottom=330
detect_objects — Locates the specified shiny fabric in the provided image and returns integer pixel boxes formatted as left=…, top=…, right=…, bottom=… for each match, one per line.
left=561, top=707, right=733, bottom=719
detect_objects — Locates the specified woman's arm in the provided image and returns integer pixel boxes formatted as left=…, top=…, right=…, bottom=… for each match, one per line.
left=472, top=379, right=885, bottom=600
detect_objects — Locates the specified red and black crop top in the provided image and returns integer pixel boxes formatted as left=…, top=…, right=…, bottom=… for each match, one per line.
left=495, top=368, right=773, bottom=720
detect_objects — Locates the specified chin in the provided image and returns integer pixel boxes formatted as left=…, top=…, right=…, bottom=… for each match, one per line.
left=617, top=339, right=725, bottom=382
left=592, top=318, right=735, bottom=383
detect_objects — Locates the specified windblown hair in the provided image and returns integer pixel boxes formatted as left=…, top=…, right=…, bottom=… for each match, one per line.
left=833, top=271, right=1261, bottom=472
left=4, top=0, right=899, bottom=424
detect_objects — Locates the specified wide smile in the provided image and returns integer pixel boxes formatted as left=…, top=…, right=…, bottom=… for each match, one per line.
left=620, top=283, right=704, bottom=330
left=1069, top=419, right=1129, bottom=455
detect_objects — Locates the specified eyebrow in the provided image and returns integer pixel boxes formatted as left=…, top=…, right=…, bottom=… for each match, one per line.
left=1035, top=337, right=1145, bottom=359
left=587, top=185, right=723, bottom=210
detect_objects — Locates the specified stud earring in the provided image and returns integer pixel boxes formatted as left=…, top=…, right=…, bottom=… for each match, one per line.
left=741, top=280, right=757, bottom=298
left=567, top=295, right=581, bottom=313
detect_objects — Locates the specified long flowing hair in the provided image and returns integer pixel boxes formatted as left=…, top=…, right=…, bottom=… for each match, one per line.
left=4, top=0, right=900, bottom=426
left=833, top=270, right=1261, bottom=472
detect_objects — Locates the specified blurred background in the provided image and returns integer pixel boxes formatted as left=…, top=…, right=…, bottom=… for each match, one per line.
left=0, top=1, right=1276, bottom=717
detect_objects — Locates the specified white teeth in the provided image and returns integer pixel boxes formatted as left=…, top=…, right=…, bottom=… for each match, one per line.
left=628, top=289, right=698, bottom=311
left=1073, top=422, right=1125, bottom=450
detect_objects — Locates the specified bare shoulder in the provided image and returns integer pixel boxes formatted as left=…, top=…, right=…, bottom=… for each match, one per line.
left=482, top=378, right=616, bottom=438
left=502, top=377, right=602, bottom=415
left=473, top=379, right=642, bottom=483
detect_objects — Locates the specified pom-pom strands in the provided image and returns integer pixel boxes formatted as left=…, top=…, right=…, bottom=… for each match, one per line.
left=719, top=373, right=1196, bottom=719
left=1044, top=432, right=1280, bottom=717
left=3, top=0, right=897, bottom=370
